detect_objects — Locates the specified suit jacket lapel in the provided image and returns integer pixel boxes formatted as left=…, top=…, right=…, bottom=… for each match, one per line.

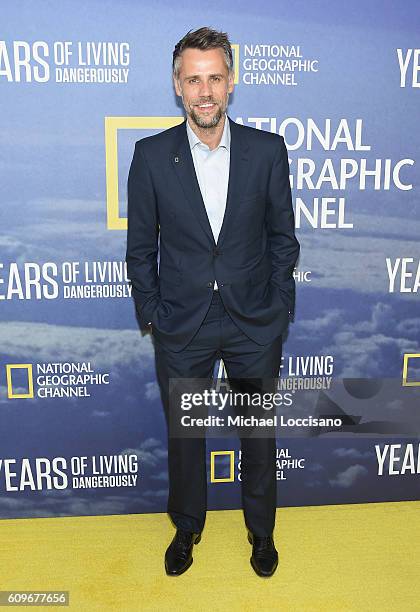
left=171, top=119, right=215, bottom=245
left=170, top=115, right=250, bottom=247
left=217, top=116, right=250, bottom=247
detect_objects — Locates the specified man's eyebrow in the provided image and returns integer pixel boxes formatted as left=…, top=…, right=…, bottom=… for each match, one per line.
left=183, top=73, right=225, bottom=81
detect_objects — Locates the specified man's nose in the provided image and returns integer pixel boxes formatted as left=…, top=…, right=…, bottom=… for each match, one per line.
left=198, top=79, right=212, bottom=97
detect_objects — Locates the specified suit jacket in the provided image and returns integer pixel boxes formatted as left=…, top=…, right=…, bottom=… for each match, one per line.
left=126, top=115, right=300, bottom=352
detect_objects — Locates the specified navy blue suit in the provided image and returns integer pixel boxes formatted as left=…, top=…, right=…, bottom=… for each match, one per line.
left=126, top=116, right=300, bottom=536
left=126, top=116, right=300, bottom=352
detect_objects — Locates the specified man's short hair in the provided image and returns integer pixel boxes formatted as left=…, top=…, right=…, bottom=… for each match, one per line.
left=172, top=27, right=233, bottom=80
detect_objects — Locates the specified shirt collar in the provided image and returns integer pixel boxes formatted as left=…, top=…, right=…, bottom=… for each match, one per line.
left=186, top=113, right=230, bottom=152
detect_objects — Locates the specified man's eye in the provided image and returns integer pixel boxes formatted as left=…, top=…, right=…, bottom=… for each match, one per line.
left=189, top=79, right=198, bottom=84
left=212, top=76, right=221, bottom=81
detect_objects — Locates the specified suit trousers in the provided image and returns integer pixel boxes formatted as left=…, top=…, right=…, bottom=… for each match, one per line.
left=152, top=289, right=282, bottom=537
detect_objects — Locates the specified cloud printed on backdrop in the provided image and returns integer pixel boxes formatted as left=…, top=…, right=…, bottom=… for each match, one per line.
left=0, top=1, right=419, bottom=518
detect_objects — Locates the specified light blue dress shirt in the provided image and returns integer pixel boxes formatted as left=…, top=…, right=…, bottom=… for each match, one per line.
left=186, top=114, right=231, bottom=290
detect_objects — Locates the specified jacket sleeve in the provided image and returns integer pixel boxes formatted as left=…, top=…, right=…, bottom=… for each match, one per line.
left=125, top=140, right=160, bottom=327
left=265, top=136, right=300, bottom=321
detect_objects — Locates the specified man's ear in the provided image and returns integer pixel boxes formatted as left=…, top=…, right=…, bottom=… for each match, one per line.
left=173, top=75, right=181, bottom=96
left=227, top=70, right=234, bottom=94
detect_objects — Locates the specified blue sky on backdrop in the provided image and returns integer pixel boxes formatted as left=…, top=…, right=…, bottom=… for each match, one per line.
left=1, top=0, right=419, bottom=517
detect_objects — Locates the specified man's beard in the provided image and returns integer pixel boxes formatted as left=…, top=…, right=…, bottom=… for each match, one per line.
left=183, top=94, right=229, bottom=129
left=189, top=102, right=223, bottom=129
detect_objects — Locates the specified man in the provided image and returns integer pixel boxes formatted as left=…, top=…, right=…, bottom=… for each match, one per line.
left=126, top=27, right=300, bottom=577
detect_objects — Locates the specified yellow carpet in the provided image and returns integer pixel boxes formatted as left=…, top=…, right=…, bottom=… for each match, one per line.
left=1, top=501, right=419, bottom=611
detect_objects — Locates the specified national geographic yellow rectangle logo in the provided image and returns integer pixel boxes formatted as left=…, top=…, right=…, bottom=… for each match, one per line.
left=402, top=353, right=420, bottom=386
left=6, top=364, right=34, bottom=398
left=231, top=44, right=239, bottom=84
left=210, top=450, right=235, bottom=483
left=104, top=117, right=184, bottom=230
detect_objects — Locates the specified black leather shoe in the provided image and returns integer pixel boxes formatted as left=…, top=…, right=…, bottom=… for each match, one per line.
left=165, top=529, right=201, bottom=576
left=248, top=531, right=278, bottom=577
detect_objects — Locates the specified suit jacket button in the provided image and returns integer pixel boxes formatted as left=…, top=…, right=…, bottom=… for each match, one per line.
left=207, top=282, right=213, bottom=287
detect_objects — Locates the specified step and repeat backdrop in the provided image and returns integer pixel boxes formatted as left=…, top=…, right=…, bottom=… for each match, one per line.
left=1, top=1, right=419, bottom=519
